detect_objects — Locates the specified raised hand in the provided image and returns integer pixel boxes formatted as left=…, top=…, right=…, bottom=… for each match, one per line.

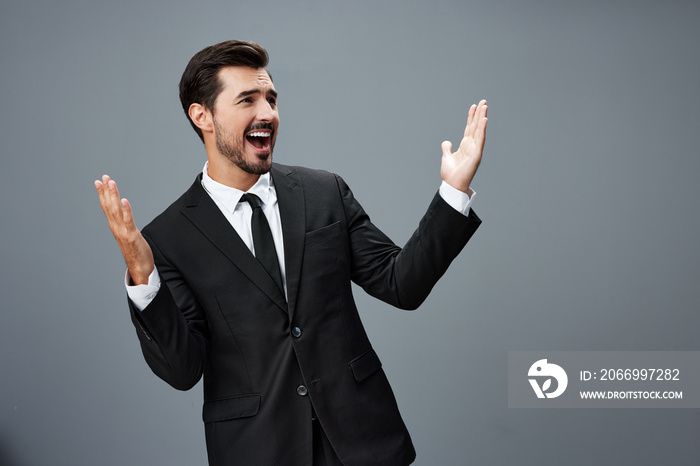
left=95, top=175, right=154, bottom=285
left=440, top=99, right=488, bottom=193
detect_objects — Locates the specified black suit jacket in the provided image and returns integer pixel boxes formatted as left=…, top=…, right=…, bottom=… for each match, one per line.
left=129, top=163, right=481, bottom=465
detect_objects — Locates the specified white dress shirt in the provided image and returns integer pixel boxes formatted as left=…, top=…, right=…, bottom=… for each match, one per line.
left=127, top=162, right=474, bottom=310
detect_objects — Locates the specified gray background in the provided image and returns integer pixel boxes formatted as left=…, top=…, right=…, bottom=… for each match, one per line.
left=1, top=0, right=699, bottom=464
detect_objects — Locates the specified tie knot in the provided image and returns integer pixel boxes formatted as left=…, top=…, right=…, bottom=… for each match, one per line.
left=240, top=193, right=263, bottom=209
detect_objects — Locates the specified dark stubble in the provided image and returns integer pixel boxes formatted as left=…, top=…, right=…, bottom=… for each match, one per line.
left=214, top=117, right=274, bottom=175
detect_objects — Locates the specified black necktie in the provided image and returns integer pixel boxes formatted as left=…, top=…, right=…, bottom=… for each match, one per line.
left=240, top=193, right=284, bottom=296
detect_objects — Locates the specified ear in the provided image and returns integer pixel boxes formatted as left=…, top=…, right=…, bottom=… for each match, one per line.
left=189, top=103, right=214, bottom=134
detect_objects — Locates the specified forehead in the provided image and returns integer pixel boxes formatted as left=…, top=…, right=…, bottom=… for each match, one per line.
left=217, top=66, right=274, bottom=95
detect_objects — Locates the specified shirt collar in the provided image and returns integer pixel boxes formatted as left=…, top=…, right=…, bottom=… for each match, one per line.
left=201, top=161, right=276, bottom=213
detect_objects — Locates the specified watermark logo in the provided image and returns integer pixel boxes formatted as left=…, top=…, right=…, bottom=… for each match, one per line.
left=528, top=359, right=568, bottom=399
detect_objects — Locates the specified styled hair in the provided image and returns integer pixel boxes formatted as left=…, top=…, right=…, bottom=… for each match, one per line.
left=178, top=40, right=270, bottom=141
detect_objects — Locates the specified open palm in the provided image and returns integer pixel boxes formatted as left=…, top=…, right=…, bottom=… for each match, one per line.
left=440, top=100, right=488, bottom=193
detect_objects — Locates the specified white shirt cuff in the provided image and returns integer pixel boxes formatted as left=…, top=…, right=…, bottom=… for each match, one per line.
left=439, top=181, right=475, bottom=216
left=125, top=266, right=161, bottom=311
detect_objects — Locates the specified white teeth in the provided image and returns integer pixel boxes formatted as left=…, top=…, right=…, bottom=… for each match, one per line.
left=248, top=131, right=271, bottom=137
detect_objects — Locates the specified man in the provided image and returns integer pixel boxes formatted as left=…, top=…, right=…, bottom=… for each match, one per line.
left=96, top=40, right=487, bottom=465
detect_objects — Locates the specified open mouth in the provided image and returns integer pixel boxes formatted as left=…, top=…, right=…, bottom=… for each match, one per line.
left=245, top=131, right=272, bottom=153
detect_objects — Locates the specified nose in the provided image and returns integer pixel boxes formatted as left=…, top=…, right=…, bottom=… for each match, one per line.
left=256, top=100, right=276, bottom=121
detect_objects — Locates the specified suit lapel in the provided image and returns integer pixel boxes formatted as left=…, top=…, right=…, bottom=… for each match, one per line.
left=179, top=174, right=288, bottom=313
left=271, top=165, right=305, bottom=319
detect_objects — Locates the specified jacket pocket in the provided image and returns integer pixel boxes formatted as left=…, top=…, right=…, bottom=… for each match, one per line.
left=304, top=221, right=341, bottom=245
left=202, top=394, right=261, bottom=423
left=348, top=348, right=382, bottom=382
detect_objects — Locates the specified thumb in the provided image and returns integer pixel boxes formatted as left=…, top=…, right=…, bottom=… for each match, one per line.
left=441, top=140, right=453, bottom=157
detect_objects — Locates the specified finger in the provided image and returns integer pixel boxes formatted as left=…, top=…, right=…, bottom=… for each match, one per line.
left=108, top=179, right=125, bottom=209
left=475, top=113, right=488, bottom=152
left=95, top=179, right=113, bottom=214
left=480, top=101, right=488, bottom=120
left=469, top=100, right=488, bottom=139
left=464, top=104, right=477, bottom=138
left=478, top=117, right=488, bottom=142
left=108, top=179, right=117, bottom=192
left=466, top=104, right=477, bottom=127
left=96, top=175, right=111, bottom=200
left=121, top=198, right=135, bottom=226
left=101, top=180, right=121, bottom=217
left=98, top=176, right=126, bottom=224
left=441, top=140, right=453, bottom=157
left=95, top=179, right=104, bottom=197
left=471, top=102, right=487, bottom=132
left=102, top=175, right=116, bottom=201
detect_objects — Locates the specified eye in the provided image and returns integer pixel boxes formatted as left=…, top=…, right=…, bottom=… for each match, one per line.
left=267, top=97, right=277, bottom=106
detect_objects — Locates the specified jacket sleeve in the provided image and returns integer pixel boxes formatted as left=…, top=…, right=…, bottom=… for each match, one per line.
left=336, top=174, right=481, bottom=310
left=128, top=233, right=208, bottom=391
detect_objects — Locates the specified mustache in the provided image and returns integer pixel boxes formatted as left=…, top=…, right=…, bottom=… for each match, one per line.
left=246, top=122, right=275, bottom=133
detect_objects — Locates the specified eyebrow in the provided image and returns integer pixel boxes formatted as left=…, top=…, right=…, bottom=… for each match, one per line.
left=236, top=88, right=278, bottom=100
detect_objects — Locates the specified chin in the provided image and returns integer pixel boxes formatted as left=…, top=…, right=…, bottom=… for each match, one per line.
left=241, top=153, right=273, bottom=175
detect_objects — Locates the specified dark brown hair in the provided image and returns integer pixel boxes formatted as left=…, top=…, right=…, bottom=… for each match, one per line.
left=178, top=40, right=270, bottom=141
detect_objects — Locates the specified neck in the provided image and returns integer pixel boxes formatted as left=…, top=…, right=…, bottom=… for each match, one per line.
left=207, top=157, right=261, bottom=191
left=205, top=146, right=261, bottom=191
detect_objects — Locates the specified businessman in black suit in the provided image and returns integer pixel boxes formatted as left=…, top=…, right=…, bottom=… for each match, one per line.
left=96, top=40, right=488, bottom=465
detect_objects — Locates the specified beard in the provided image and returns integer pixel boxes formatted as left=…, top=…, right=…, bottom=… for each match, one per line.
left=214, top=117, right=274, bottom=175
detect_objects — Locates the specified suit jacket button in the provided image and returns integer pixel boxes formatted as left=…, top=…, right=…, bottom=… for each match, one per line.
left=297, top=385, right=308, bottom=396
left=291, top=326, right=302, bottom=338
